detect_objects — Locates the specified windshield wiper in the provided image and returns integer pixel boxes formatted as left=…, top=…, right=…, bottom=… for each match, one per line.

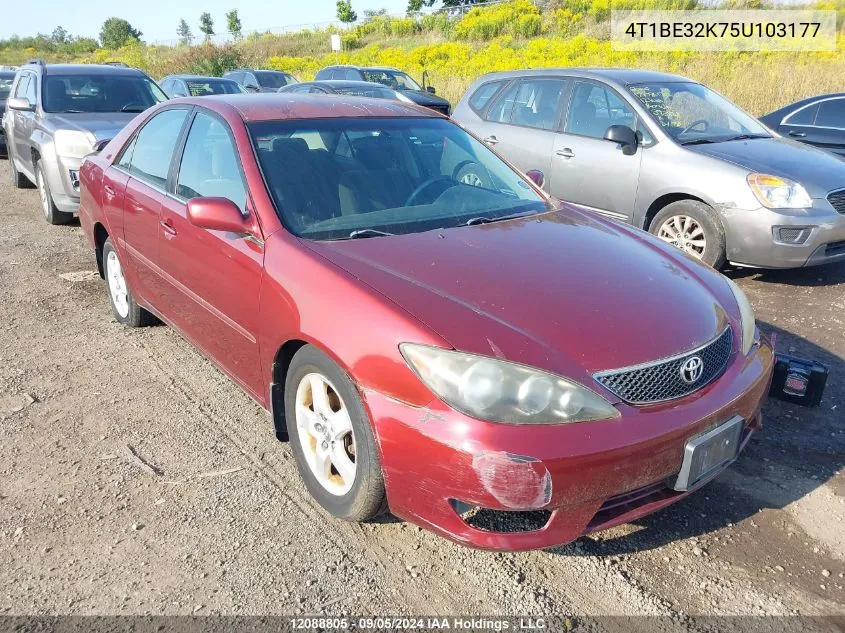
left=680, top=138, right=716, bottom=146
left=721, top=134, right=769, bottom=142
left=463, top=209, right=538, bottom=226
left=348, top=228, right=394, bottom=239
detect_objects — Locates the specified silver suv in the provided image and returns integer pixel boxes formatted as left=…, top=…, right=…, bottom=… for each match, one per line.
left=453, top=68, right=845, bottom=269
left=4, top=61, right=166, bottom=224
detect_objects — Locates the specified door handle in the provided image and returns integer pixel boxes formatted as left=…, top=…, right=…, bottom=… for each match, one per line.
left=787, top=131, right=807, bottom=138
left=556, top=148, right=575, bottom=158
left=160, top=218, right=177, bottom=236
left=482, top=135, right=499, bottom=145
left=103, top=184, right=115, bottom=197
left=127, top=201, right=144, bottom=213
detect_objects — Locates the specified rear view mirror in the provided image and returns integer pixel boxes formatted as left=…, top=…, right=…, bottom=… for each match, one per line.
left=7, top=97, right=34, bottom=111
left=604, top=125, right=639, bottom=154
left=525, top=169, right=545, bottom=189
left=186, top=197, right=249, bottom=233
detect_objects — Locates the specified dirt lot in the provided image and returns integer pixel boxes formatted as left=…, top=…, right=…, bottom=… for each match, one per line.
left=0, top=167, right=843, bottom=622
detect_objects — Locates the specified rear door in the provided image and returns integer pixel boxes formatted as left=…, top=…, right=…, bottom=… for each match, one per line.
left=115, top=107, right=191, bottom=306
left=469, top=77, right=568, bottom=191
left=551, top=80, right=645, bottom=222
left=781, top=98, right=845, bottom=156
left=158, top=109, right=265, bottom=398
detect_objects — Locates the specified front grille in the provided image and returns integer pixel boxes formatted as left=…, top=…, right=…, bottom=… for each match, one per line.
left=827, top=189, right=845, bottom=214
left=594, top=327, right=733, bottom=405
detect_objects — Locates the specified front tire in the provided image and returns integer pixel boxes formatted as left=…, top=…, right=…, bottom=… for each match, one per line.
left=284, top=345, right=386, bottom=521
left=36, top=162, right=73, bottom=225
left=649, top=199, right=726, bottom=268
left=102, top=238, right=155, bottom=327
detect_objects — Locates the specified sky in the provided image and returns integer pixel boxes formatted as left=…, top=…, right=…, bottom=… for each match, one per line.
left=0, top=0, right=411, bottom=43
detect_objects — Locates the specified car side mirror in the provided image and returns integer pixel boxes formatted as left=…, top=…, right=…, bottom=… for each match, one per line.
left=186, top=197, right=250, bottom=233
left=525, top=169, right=545, bottom=189
left=93, top=139, right=111, bottom=152
left=604, top=125, right=639, bottom=155
left=7, top=97, right=34, bottom=111
left=426, top=86, right=436, bottom=94
left=244, top=83, right=259, bottom=92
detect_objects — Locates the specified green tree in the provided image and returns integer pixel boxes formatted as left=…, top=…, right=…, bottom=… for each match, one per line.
left=336, top=0, right=358, bottom=23
left=99, top=17, right=143, bottom=48
left=225, top=9, right=242, bottom=40
left=177, top=19, right=193, bottom=45
left=199, top=12, right=215, bottom=41
left=51, top=26, right=68, bottom=44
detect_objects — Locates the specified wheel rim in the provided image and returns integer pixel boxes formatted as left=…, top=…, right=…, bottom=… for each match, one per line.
left=106, top=250, right=130, bottom=318
left=295, top=373, right=356, bottom=496
left=37, top=170, right=51, bottom=219
left=656, top=215, right=707, bottom=259
left=460, top=172, right=483, bottom=187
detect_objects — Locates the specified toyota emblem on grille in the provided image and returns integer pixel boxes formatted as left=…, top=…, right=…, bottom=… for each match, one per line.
left=680, top=356, right=704, bottom=384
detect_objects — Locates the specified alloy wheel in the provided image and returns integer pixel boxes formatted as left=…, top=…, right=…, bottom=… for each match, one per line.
left=36, top=170, right=51, bottom=220
left=656, top=215, right=707, bottom=259
left=106, top=250, right=130, bottom=318
left=295, top=372, right=357, bottom=496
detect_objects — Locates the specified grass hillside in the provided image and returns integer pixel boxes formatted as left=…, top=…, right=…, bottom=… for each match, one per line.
left=3, top=0, right=845, bottom=114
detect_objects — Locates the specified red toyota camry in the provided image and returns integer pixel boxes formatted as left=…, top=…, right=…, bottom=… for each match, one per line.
left=78, top=94, right=774, bottom=551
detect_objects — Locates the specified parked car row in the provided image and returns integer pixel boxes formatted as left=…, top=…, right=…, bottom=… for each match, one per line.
left=0, top=59, right=837, bottom=551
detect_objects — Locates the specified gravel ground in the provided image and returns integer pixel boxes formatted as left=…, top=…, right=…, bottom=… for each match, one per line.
left=0, top=166, right=843, bottom=622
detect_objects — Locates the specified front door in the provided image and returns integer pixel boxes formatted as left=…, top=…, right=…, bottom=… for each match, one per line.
left=158, top=110, right=265, bottom=399
left=12, top=72, right=37, bottom=175
left=551, top=80, right=644, bottom=223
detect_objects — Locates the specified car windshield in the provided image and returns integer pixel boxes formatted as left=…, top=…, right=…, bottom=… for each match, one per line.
left=184, top=79, right=245, bottom=96
left=333, top=85, right=398, bottom=100
left=42, top=74, right=166, bottom=113
left=361, top=70, right=421, bottom=91
left=629, top=82, right=770, bottom=144
left=256, top=71, right=296, bottom=89
left=0, top=76, right=13, bottom=99
left=249, top=117, right=548, bottom=240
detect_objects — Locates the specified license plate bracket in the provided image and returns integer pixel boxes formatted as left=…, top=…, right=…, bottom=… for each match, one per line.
left=671, top=415, right=744, bottom=492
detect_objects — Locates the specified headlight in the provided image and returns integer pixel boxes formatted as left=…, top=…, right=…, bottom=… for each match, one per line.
left=724, top=277, right=757, bottom=355
left=747, top=173, right=812, bottom=209
left=54, top=129, right=94, bottom=159
left=400, top=344, right=620, bottom=424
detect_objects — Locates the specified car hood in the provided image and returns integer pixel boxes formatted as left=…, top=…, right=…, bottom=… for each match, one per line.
left=685, top=137, right=845, bottom=198
left=305, top=207, right=732, bottom=383
left=399, top=88, right=451, bottom=108
left=46, top=112, right=139, bottom=142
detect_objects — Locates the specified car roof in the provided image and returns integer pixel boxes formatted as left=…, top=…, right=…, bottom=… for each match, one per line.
left=228, top=68, right=293, bottom=74
left=300, top=80, right=394, bottom=90
left=173, top=93, right=437, bottom=121
left=474, top=67, right=693, bottom=85
left=24, top=63, right=146, bottom=76
left=165, top=74, right=238, bottom=82
left=322, top=65, right=401, bottom=72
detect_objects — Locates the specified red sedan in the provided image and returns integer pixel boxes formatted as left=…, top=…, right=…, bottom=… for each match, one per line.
left=78, top=94, right=774, bottom=551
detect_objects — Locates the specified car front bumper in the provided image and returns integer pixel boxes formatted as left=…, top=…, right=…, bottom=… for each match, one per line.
left=721, top=201, right=845, bottom=268
left=365, top=339, right=774, bottom=551
left=41, top=152, right=82, bottom=214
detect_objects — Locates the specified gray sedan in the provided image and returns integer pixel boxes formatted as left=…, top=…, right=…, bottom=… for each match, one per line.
left=452, top=68, right=845, bottom=269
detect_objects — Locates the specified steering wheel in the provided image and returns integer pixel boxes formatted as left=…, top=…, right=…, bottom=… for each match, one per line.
left=679, top=119, right=710, bottom=135
left=404, top=176, right=456, bottom=207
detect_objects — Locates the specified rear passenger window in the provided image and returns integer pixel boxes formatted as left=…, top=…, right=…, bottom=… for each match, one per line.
left=815, top=99, right=845, bottom=128
left=469, top=81, right=504, bottom=113
left=484, top=81, right=520, bottom=124
left=786, top=103, right=818, bottom=126
left=127, top=108, right=188, bottom=188
left=177, top=112, right=247, bottom=212
left=509, top=79, right=566, bottom=130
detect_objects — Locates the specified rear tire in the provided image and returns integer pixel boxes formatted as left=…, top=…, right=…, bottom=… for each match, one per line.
left=284, top=345, right=386, bottom=522
left=36, top=162, right=73, bottom=225
left=649, top=199, right=726, bottom=268
left=102, top=238, right=156, bottom=327
left=10, top=157, right=34, bottom=189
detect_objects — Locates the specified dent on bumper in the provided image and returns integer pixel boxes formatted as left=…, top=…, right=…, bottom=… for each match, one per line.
left=721, top=204, right=845, bottom=268
left=365, top=343, right=774, bottom=551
